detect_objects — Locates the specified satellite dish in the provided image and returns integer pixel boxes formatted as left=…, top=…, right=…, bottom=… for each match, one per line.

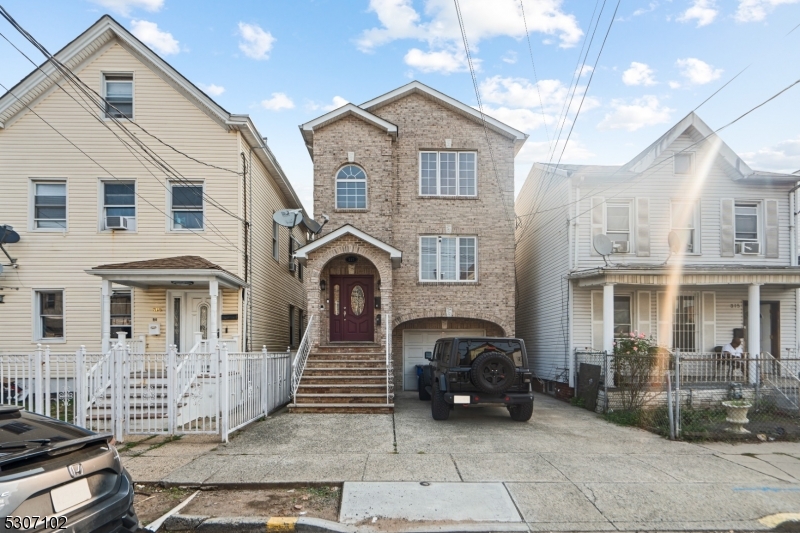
left=667, top=231, right=683, bottom=254
left=593, top=234, right=613, bottom=256
left=0, top=225, right=20, bottom=244
left=302, top=213, right=329, bottom=235
left=273, top=209, right=302, bottom=228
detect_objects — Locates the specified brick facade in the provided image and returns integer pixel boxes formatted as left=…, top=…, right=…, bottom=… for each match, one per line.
left=302, top=86, right=518, bottom=369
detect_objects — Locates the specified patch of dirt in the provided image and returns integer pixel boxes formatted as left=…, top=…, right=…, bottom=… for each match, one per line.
left=133, top=486, right=194, bottom=526
left=181, top=487, right=341, bottom=521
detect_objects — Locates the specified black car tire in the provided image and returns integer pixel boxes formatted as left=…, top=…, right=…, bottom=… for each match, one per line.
left=508, top=401, right=534, bottom=422
left=470, top=351, right=515, bottom=394
left=431, top=382, right=450, bottom=420
left=418, top=376, right=431, bottom=401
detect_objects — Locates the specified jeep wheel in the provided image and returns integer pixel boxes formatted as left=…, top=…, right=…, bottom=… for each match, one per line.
left=418, top=376, right=431, bottom=401
left=470, top=351, right=515, bottom=394
left=431, top=382, right=450, bottom=420
left=508, top=401, right=533, bottom=422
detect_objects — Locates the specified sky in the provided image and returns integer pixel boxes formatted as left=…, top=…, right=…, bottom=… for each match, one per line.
left=2, top=0, right=800, bottom=214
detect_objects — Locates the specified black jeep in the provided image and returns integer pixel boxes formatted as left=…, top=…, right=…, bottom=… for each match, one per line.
left=417, top=337, right=534, bottom=421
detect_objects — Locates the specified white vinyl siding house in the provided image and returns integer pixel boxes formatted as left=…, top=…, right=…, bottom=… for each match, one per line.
left=516, top=113, right=800, bottom=387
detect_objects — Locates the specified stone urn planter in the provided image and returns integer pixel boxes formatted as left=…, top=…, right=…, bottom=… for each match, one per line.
left=721, top=400, right=752, bottom=434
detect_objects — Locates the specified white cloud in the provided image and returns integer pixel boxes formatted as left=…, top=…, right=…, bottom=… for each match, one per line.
left=632, top=1, right=659, bottom=16
left=735, top=0, right=800, bottom=22
left=669, top=80, right=682, bottom=89
left=306, top=96, right=349, bottom=112
left=404, top=48, right=475, bottom=74
left=199, top=84, right=225, bottom=96
left=741, top=136, right=800, bottom=172
left=502, top=50, right=517, bottom=64
left=89, top=0, right=163, bottom=16
left=598, top=96, right=674, bottom=131
left=237, top=22, right=275, bottom=60
left=130, top=20, right=179, bottom=55
left=622, top=62, right=657, bottom=86
left=576, top=65, right=594, bottom=78
left=676, top=57, right=723, bottom=85
left=261, top=92, right=294, bottom=111
left=678, top=0, right=718, bottom=27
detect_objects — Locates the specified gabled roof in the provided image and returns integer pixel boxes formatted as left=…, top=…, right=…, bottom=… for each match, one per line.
left=0, top=15, right=306, bottom=215
left=87, top=255, right=246, bottom=288
left=293, top=224, right=402, bottom=268
left=299, top=104, right=398, bottom=158
left=299, top=81, right=528, bottom=158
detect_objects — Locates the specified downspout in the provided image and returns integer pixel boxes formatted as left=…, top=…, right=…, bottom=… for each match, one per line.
left=792, top=183, right=799, bottom=355
left=240, top=151, right=250, bottom=352
left=568, top=182, right=576, bottom=388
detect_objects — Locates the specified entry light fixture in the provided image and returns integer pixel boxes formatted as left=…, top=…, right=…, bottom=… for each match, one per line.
left=171, top=281, right=194, bottom=286
left=319, top=279, right=326, bottom=291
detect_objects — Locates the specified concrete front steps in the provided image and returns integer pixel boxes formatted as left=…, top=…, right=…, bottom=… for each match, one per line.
left=289, top=344, right=394, bottom=414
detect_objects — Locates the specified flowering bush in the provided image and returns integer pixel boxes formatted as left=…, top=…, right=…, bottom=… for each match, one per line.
left=613, top=331, right=656, bottom=356
left=612, top=331, right=660, bottom=411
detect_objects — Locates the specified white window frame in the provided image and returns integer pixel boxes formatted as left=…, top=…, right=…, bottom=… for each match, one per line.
left=613, top=294, right=633, bottom=340
left=734, top=201, right=761, bottom=253
left=418, top=151, right=478, bottom=197
left=418, top=235, right=478, bottom=283
left=673, top=151, right=695, bottom=175
left=334, top=165, right=368, bottom=210
left=670, top=199, right=700, bottom=254
left=100, top=179, right=137, bottom=232
left=30, top=178, right=68, bottom=232
left=272, top=220, right=280, bottom=261
left=109, top=289, right=133, bottom=340
left=673, top=292, right=700, bottom=352
left=33, top=289, right=66, bottom=343
left=604, top=199, right=633, bottom=253
left=102, top=72, right=134, bottom=120
left=168, top=181, right=205, bottom=232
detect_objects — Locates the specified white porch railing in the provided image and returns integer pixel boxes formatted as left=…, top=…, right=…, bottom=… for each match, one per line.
left=291, top=315, right=314, bottom=404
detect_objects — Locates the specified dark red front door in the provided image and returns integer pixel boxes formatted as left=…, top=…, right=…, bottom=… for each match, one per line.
left=330, top=275, right=373, bottom=342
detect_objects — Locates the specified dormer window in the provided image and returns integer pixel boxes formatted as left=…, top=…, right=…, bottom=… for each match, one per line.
left=336, top=165, right=367, bottom=209
left=104, top=74, right=133, bottom=119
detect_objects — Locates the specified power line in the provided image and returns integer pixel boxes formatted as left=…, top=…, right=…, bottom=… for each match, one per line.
left=518, top=0, right=551, bottom=148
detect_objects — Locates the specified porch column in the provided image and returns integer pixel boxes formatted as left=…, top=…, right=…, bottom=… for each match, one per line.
left=209, top=280, right=219, bottom=350
left=101, top=279, right=112, bottom=353
left=603, top=283, right=615, bottom=355
left=747, top=283, right=761, bottom=385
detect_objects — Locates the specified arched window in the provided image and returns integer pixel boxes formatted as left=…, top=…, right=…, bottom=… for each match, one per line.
left=336, top=165, right=367, bottom=209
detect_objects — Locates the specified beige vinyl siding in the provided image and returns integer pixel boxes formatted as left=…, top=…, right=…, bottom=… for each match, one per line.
left=515, top=166, right=571, bottom=382
left=0, top=41, right=244, bottom=352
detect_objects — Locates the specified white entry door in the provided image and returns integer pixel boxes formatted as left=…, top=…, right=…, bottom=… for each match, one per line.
left=402, top=329, right=484, bottom=390
left=168, top=291, right=222, bottom=352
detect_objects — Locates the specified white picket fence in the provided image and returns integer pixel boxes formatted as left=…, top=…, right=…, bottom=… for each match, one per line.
left=0, top=339, right=291, bottom=442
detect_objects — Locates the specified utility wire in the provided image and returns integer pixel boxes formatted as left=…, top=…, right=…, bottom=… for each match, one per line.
left=518, top=0, right=551, bottom=148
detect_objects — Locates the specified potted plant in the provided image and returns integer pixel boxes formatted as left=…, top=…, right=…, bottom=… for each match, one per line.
left=721, top=399, right=752, bottom=433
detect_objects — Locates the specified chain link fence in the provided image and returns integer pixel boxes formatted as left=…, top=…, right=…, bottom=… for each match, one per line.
left=574, top=350, right=800, bottom=441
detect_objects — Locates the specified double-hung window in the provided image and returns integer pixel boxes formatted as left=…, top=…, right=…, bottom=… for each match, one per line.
left=36, top=290, right=64, bottom=340
left=419, top=151, right=477, bottom=196
left=613, top=296, right=632, bottom=339
left=33, top=181, right=67, bottom=230
left=170, top=183, right=204, bottom=230
left=605, top=201, right=632, bottom=253
left=336, top=165, right=367, bottom=209
left=110, top=290, right=132, bottom=339
left=420, top=236, right=477, bottom=282
left=104, top=74, right=133, bottom=119
left=103, top=181, right=136, bottom=230
left=735, top=203, right=759, bottom=253
left=673, top=294, right=697, bottom=351
left=670, top=200, right=698, bottom=253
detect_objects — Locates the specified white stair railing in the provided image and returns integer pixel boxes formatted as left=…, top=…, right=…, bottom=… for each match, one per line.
left=291, top=315, right=314, bottom=404
left=762, top=352, right=800, bottom=412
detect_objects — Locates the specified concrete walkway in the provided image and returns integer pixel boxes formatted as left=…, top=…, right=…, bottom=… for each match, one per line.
left=122, top=392, right=800, bottom=531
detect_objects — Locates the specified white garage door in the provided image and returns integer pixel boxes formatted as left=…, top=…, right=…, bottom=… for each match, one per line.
left=403, top=329, right=485, bottom=390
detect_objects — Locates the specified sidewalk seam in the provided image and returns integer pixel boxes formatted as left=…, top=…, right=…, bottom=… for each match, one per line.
left=449, top=454, right=464, bottom=482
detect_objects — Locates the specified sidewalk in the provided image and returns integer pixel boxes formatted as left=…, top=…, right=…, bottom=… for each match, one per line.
left=123, top=392, right=800, bottom=531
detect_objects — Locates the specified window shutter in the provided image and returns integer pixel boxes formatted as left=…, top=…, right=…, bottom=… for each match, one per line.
left=656, top=291, right=673, bottom=349
left=636, top=197, right=650, bottom=257
left=590, top=196, right=605, bottom=256
left=637, top=291, right=651, bottom=337
left=720, top=198, right=735, bottom=257
left=702, top=292, right=716, bottom=352
left=591, top=291, right=604, bottom=350
left=764, top=199, right=779, bottom=258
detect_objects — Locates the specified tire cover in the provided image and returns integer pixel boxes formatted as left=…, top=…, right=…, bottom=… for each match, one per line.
left=470, top=351, right=515, bottom=394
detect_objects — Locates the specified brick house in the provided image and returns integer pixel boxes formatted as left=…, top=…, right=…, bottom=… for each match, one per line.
left=291, top=82, right=527, bottom=411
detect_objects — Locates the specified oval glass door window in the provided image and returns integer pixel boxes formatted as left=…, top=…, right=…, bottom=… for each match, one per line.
left=351, top=286, right=365, bottom=316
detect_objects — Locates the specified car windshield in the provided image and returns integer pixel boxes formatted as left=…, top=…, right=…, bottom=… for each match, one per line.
left=456, top=340, right=524, bottom=366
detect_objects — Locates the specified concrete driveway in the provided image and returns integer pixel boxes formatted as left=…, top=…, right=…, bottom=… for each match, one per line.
left=123, top=392, right=800, bottom=531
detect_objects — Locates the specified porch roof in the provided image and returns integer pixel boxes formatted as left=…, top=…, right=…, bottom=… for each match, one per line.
left=293, top=224, right=402, bottom=268
left=86, top=255, right=247, bottom=289
left=568, top=263, right=800, bottom=288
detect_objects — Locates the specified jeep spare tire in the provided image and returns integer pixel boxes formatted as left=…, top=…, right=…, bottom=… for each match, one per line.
left=470, top=351, right=515, bottom=394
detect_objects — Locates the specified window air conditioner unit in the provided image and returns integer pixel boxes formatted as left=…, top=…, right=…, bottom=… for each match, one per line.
left=612, top=241, right=630, bottom=253
left=736, top=241, right=760, bottom=254
left=288, top=261, right=297, bottom=272
left=106, top=216, right=129, bottom=230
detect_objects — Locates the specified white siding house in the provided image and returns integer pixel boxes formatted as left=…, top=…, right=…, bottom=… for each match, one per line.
left=516, top=113, right=800, bottom=388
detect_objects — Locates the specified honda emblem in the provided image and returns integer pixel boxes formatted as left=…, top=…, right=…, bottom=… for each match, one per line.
left=67, top=463, right=83, bottom=478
